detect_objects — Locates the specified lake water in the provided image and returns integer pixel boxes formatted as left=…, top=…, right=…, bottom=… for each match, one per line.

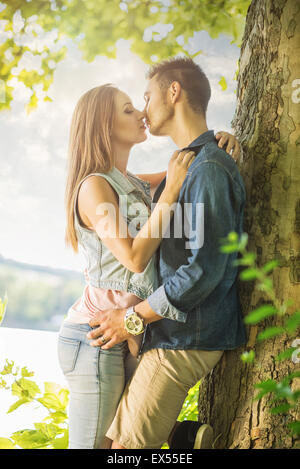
left=0, top=327, right=67, bottom=439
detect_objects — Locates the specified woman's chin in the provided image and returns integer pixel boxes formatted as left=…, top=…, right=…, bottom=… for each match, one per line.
left=137, top=133, right=148, bottom=143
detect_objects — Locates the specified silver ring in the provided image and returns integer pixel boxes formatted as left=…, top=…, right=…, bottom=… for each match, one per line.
left=101, top=336, right=106, bottom=343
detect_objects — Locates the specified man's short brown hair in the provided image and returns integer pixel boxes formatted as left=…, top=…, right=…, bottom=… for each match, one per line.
left=146, top=57, right=211, bottom=117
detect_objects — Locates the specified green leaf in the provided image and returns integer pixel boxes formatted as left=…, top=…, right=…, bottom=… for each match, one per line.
left=21, top=367, right=34, bottom=378
left=262, top=260, right=279, bottom=273
left=227, top=231, right=239, bottom=243
left=21, top=378, right=40, bottom=397
left=11, top=429, right=49, bottom=449
left=220, top=243, right=239, bottom=253
left=284, top=310, right=300, bottom=333
left=7, top=397, right=31, bottom=414
left=34, top=422, right=60, bottom=440
left=233, top=252, right=256, bottom=267
left=241, top=350, right=255, bottom=363
left=44, top=411, right=68, bottom=424
left=244, top=305, right=278, bottom=325
left=218, top=76, right=227, bottom=91
left=283, top=370, right=300, bottom=382
left=275, top=347, right=298, bottom=362
left=274, top=383, right=294, bottom=400
left=37, top=393, right=65, bottom=411
left=44, top=382, right=63, bottom=395
left=51, top=429, right=68, bottom=449
left=0, top=359, right=15, bottom=376
left=0, top=437, right=16, bottom=449
left=26, top=92, right=38, bottom=114
left=257, top=326, right=285, bottom=341
left=241, top=252, right=256, bottom=265
left=270, top=403, right=291, bottom=414
left=0, top=293, right=8, bottom=325
left=240, top=267, right=261, bottom=281
left=257, top=277, right=273, bottom=292
left=0, top=377, right=7, bottom=388
left=178, top=380, right=200, bottom=422
left=12, top=378, right=40, bottom=399
left=288, top=421, right=300, bottom=435
left=254, top=379, right=277, bottom=400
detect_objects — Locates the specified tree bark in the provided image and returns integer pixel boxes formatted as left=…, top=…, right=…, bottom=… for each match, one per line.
left=198, top=0, right=300, bottom=449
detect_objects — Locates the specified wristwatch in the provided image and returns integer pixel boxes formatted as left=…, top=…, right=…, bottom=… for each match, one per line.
left=124, top=306, right=145, bottom=336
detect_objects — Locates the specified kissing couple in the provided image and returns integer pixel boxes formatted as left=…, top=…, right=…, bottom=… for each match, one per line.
left=58, top=56, right=247, bottom=449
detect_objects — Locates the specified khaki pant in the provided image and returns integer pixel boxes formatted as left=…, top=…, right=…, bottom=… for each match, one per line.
left=106, top=347, right=223, bottom=449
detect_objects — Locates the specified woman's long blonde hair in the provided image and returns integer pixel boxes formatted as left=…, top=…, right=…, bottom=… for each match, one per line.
left=65, top=84, right=119, bottom=252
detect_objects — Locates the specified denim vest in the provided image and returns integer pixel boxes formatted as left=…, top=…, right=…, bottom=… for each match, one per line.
left=74, top=167, right=159, bottom=299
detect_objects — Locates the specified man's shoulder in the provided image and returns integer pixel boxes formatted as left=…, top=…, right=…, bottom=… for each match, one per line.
left=182, top=141, right=245, bottom=199
left=193, top=140, right=236, bottom=172
left=190, top=141, right=243, bottom=184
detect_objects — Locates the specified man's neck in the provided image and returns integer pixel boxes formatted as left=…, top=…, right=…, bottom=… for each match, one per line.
left=166, top=111, right=209, bottom=148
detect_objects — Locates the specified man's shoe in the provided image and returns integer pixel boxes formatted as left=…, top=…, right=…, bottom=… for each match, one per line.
left=169, top=421, right=214, bottom=449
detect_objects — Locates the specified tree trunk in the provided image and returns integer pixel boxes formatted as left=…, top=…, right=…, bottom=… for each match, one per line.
left=198, top=0, right=300, bottom=449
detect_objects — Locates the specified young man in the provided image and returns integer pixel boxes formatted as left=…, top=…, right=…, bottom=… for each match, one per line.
left=87, top=57, right=247, bottom=449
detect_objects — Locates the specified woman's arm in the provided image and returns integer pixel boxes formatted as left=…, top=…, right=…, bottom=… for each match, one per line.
left=215, top=131, right=241, bottom=160
left=78, top=150, right=195, bottom=273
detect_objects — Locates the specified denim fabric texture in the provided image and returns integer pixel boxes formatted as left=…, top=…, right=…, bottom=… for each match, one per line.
left=141, top=130, right=247, bottom=352
left=73, top=167, right=159, bottom=299
left=57, top=322, right=137, bottom=449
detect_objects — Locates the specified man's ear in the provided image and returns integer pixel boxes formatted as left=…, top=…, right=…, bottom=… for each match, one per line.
left=169, top=81, right=181, bottom=104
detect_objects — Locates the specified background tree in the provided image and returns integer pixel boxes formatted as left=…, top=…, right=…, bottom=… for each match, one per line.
left=198, top=0, right=300, bottom=449
left=1, top=0, right=299, bottom=448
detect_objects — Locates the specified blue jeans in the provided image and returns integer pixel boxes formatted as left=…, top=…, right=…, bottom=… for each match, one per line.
left=57, top=321, right=138, bottom=449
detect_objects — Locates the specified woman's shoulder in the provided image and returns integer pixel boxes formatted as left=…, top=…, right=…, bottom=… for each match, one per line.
left=78, top=173, right=118, bottom=205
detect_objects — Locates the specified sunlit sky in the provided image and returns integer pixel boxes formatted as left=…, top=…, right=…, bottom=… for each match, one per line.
left=0, top=28, right=239, bottom=272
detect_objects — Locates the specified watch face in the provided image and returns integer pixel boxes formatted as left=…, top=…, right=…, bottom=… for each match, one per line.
left=126, top=315, right=143, bottom=334
left=127, top=321, right=136, bottom=331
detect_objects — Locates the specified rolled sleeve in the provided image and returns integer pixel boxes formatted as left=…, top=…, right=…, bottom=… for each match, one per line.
left=147, top=284, right=188, bottom=323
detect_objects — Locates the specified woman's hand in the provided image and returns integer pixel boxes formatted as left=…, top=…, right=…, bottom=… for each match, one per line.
left=215, top=131, right=241, bottom=161
left=165, top=149, right=196, bottom=195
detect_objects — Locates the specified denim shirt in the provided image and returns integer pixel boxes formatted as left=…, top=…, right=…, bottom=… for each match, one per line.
left=141, top=130, right=247, bottom=352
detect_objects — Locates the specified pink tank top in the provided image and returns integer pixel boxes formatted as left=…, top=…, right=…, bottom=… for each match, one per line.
left=66, top=271, right=143, bottom=324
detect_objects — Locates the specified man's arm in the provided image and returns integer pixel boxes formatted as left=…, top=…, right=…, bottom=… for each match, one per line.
left=135, top=171, right=167, bottom=188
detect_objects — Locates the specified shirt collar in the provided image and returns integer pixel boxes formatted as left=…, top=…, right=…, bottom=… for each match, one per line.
left=179, top=130, right=216, bottom=152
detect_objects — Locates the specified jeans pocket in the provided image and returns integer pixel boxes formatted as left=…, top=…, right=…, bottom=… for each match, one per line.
left=58, top=336, right=80, bottom=375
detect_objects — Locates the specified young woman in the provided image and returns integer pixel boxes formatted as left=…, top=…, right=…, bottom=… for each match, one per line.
left=58, top=83, right=239, bottom=449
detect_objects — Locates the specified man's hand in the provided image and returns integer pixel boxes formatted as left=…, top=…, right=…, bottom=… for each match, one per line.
left=215, top=131, right=241, bottom=161
left=87, top=308, right=131, bottom=349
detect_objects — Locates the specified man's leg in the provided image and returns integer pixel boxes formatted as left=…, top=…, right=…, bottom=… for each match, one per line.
left=106, top=348, right=223, bottom=449
left=110, top=421, right=180, bottom=449
left=111, top=441, right=126, bottom=449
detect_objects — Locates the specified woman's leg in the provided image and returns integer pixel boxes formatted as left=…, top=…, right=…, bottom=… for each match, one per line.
left=58, top=322, right=127, bottom=449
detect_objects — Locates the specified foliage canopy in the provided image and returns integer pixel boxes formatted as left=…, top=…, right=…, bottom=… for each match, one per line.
left=0, top=0, right=251, bottom=111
